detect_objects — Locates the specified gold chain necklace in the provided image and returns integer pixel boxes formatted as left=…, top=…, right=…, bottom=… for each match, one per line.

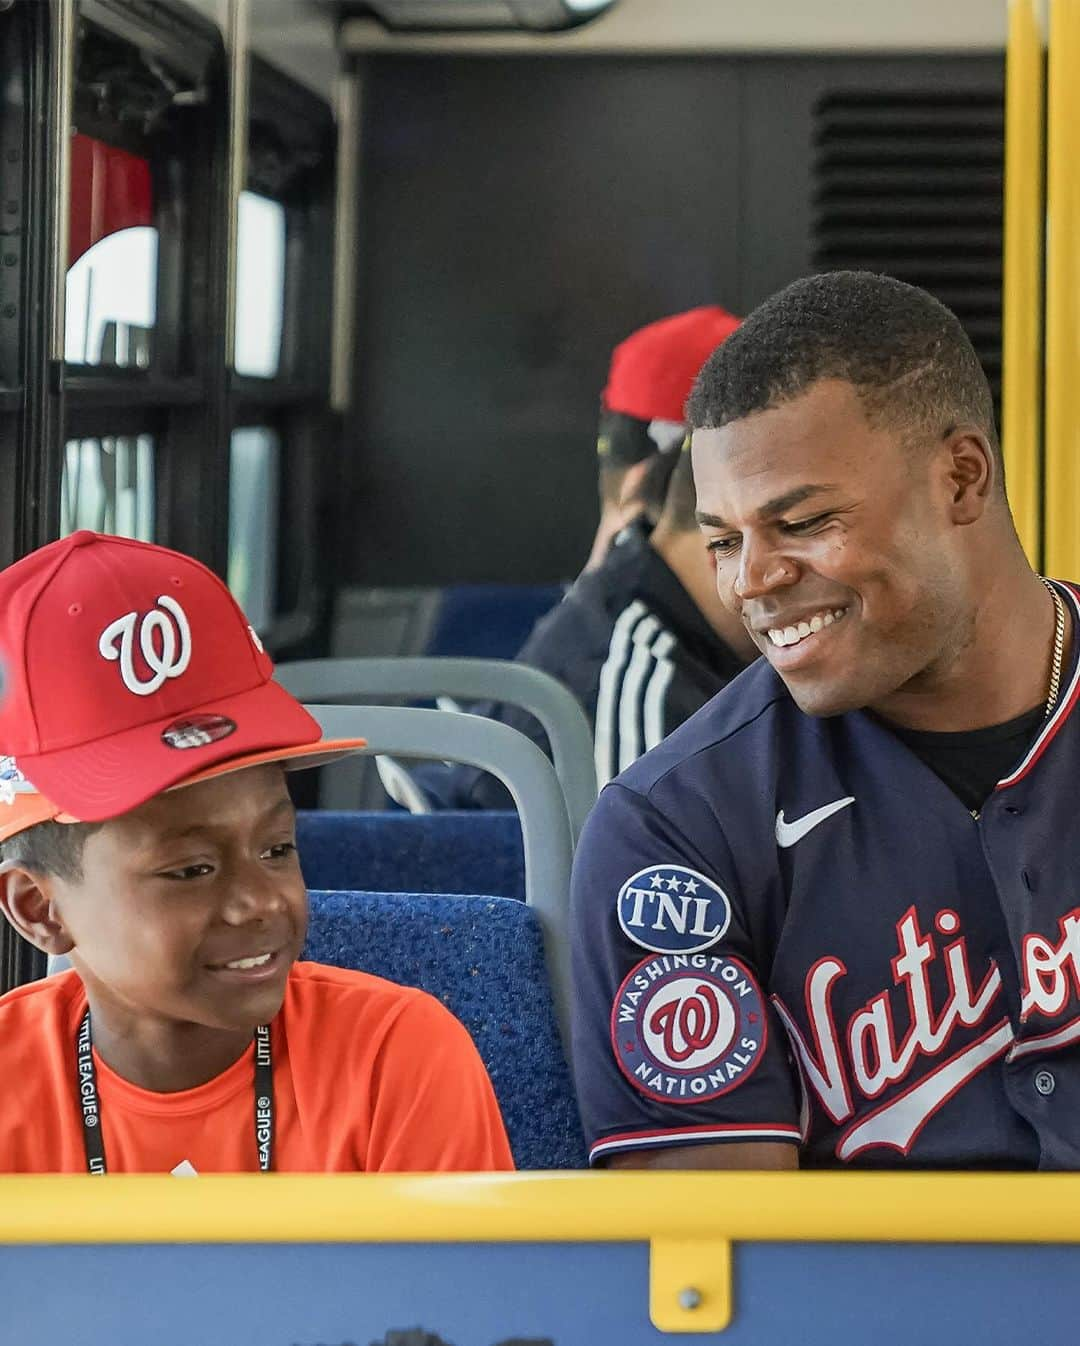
left=1041, top=577, right=1067, bottom=717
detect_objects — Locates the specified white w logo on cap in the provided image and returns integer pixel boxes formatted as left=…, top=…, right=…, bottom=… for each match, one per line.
left=99, top=595, right=193, bottom=697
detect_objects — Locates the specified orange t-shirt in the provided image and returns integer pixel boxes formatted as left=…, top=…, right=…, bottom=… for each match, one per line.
left=0, top=962, right=514, bottom=1174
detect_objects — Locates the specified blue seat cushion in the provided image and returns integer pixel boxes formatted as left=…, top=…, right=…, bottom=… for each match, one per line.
left=297, top=811, right=525, bottom=900
left=304, top=889, right=585, bottom=1170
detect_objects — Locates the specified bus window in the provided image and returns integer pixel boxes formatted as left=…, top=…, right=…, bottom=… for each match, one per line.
left=66, top=134, right=156, bottom=368
left=60, top=434, right=155, bottom=541
left=235, top=192, right=286, bottom=379
left=227, top=57, right=336, bottom=651
left=228, top=425, right=281, bottom=633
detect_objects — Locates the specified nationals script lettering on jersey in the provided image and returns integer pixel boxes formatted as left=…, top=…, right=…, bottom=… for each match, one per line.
left=772, top=905, right=1080, bottom=1161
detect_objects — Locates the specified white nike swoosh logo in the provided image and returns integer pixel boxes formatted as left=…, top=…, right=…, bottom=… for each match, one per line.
left=775, top=796, right=855, bottom=847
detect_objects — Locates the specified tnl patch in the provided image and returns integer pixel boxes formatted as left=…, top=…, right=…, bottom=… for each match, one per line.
left=611, top=952, right=766, bottom=1104
left=617, top=864, right=731, bottom=954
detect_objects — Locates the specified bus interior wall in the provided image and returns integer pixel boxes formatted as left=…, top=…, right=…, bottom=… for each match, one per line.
left=343, top=50, right=1004, bottom=589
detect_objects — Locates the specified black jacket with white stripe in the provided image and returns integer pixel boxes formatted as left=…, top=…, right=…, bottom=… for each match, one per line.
left=415, top=529, right=748, bottom=810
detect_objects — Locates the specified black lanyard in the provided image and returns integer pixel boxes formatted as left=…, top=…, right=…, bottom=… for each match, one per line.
left=76, top=1010, right=274, bottom=1174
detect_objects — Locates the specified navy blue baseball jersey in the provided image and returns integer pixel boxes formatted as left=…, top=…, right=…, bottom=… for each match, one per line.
left=570, top=580, right=1080, bottom=1169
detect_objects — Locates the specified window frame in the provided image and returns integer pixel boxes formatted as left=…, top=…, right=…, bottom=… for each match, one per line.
left=62, top=0, right=231, bottom=570
left=228, top=56, right=337, bottom=657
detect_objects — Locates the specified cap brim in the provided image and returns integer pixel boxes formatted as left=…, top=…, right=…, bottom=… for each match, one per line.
left=0, top=790, right=73, bottom=845
left=167, top=738, right=368, bottom=793
left=8, top=678, right=367, bottom=824
left=597, top=410, right=656, bottom=467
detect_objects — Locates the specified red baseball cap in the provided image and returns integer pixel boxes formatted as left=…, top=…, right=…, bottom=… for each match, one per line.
left=0, top=531, right=365, bottom=841
left=602, top=305, right=741, bottom=424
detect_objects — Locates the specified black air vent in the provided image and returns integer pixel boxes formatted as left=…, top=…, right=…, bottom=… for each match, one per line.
left=812, top=90, right=1005, bottom=404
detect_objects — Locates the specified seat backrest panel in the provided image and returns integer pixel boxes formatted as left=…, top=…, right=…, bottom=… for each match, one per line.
left=296, top=811, right=525, bottom=900
left=305, top=889, right=586, bottom=1171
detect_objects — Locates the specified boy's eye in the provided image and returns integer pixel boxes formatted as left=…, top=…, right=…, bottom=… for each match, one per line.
left=263, top=841, right=298, bottom=862
left=160, top=863, right=214, bottom=881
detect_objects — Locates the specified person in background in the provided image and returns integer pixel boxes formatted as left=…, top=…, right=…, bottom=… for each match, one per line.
left=384, top=304, right=748, bottom=810
left=416, top=443, right=758, bottom=809
left=585, top=305, right=741, bottom=572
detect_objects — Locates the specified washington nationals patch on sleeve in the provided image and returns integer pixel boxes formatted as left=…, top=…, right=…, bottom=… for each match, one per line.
left=616, top=864, right=731, bottom=954
left=611, top=953, right=767, bottom=1104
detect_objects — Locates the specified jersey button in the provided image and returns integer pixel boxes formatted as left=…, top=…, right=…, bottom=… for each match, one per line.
left=1034, top=1069, right=1056, bottom=1097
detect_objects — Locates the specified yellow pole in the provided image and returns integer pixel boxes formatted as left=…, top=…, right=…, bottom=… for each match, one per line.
left=1002, top=0, right=1045, bottom=564
left=1044, top=0, right=1080, bottom=579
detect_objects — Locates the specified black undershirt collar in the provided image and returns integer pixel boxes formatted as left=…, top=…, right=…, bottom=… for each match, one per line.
left=883, top=703, right=1046, bottom=814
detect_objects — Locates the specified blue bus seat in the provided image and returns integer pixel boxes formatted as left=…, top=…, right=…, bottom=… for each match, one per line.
left=305, top=889, right=586, bottom=1170
left=424, top=583, right=565, bottom=659
left=297, top=810, right=525, bottom=899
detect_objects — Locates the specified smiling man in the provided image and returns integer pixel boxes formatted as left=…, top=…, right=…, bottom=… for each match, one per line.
left=569, top=271, right=1080, bottom=1171
left=0, top=531, right=512, bottom=1174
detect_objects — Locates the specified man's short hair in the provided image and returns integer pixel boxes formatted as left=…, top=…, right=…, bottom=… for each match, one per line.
left=686, top=271, right=1000, bottom=481
left=0, top=821, right=100, bottom=881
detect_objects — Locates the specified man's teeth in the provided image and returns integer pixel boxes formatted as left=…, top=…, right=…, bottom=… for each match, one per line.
left=223, top=952, right=272, bottom=970
left=767, top=609, right=847, bottom=648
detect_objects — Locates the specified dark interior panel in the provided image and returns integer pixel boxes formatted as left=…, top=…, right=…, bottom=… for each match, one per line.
left=344, top=51, right=1004, bottom=588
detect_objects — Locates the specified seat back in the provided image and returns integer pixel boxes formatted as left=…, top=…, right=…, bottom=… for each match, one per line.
left=305, top=889, right=586, bottom=1170
left=277, top=656, right=597, bottom=841
left=425, top=583, right=564, bottom=659
left=305, top=704, right=573, bottom=1050
left=297, top=810, right=524, bottom=899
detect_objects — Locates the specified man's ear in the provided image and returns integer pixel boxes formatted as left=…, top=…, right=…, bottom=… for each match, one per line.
left=942, top=428, right=995, bottom=525
left=0, top=865, right=75, bottom=955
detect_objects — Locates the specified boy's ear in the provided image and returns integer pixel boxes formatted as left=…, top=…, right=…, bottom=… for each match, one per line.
left=0, top=866, right=75, bottom=956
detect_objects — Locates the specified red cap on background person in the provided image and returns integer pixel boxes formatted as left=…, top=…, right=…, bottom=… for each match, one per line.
left=588, top=305, right=740, bottom=572
left=0, top=530, right=365, bottom=841
left=603, top=304, right=742, bottom=428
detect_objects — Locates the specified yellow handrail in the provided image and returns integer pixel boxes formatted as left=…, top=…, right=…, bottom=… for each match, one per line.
left=1002, top=0, right=1046, bottom=564
left=1044, top=0, right=1080, bottom=578
left=2, top=1172, right=1080, bottom=1245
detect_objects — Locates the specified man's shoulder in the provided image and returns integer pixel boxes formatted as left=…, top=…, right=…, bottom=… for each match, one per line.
left=614, top=657, right=801, bottom=798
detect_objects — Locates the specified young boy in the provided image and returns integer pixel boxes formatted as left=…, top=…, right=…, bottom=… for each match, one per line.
left=0, top=530, right=513, bottom=1174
